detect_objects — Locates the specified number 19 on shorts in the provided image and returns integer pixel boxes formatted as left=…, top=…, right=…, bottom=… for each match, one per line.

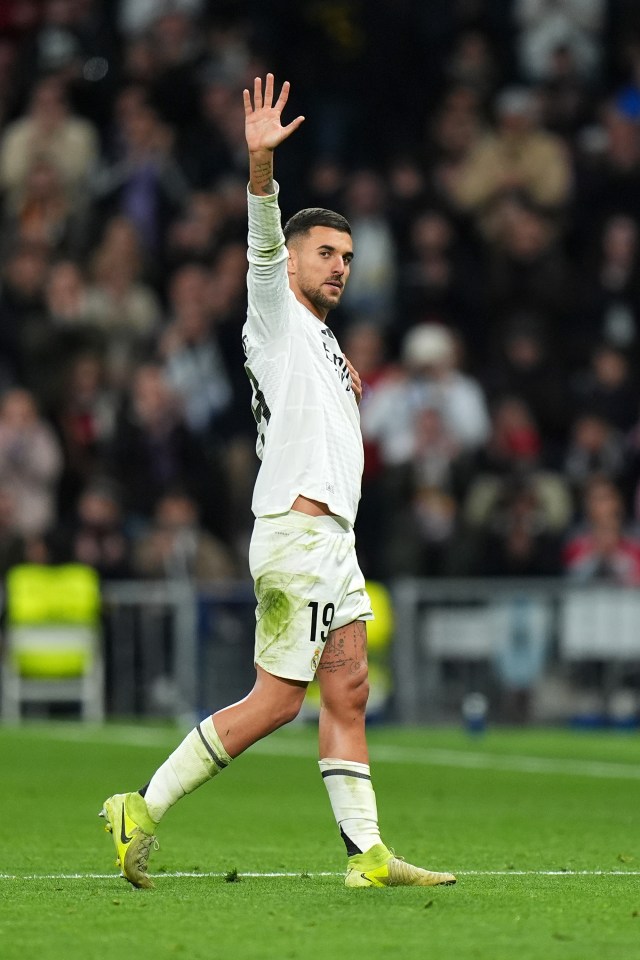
left=308, top=601, right=335, bottom=643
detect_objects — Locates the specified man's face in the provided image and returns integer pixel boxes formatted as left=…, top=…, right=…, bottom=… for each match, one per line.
left=287, top=226, right=353, bottom=319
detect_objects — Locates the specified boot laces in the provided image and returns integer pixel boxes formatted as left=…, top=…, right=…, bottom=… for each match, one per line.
left=135, top=834, right=159, bottom=871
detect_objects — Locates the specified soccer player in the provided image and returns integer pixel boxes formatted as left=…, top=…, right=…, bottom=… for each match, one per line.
left=100, top=74, right=456, bottom=891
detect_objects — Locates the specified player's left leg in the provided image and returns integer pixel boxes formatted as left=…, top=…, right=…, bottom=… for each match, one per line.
left=317, top=620, right=456, bottom=888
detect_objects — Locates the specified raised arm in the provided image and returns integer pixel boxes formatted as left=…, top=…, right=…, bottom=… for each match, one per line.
left=243, top=74, right=305, bottom=196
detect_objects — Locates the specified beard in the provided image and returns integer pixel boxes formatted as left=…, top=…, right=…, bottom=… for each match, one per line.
left=298, top=277, right=343, bottom=314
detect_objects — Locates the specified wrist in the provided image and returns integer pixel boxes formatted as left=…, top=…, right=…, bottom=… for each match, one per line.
left=249, top=155, right=275, bottom=196
left=249, top=147, right=274, bottom=162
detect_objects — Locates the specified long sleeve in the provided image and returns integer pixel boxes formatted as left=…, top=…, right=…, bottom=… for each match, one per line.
left=246, top=182, right=290, bottom=341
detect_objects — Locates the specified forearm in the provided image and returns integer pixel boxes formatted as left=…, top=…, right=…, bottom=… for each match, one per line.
left=249, top=149, right=275, bottom=197
left=246, top=180, right=289, bottom=337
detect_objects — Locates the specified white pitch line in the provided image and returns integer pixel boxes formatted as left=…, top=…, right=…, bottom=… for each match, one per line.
left=1, top=870, right=639, bottom=880
left=4, top=723, right=640, bottom=781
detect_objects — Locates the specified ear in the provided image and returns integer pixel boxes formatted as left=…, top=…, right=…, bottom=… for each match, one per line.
left=286, top=246, right=297, bottom=277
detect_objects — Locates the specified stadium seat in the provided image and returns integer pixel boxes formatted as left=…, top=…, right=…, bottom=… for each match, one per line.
left=1, top=563, right=104, bottom=722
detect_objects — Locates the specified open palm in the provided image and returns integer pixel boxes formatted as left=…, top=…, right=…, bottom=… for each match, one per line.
left=243, top=74, right=304, bottom=153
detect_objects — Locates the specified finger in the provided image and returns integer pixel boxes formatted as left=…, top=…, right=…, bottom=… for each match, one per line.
left=253, top=76, right=262, bottom=109
left=282, top=115, right=305, bottom=138
left=264, top=72, right=274, bottom=108
left=242, top=88, right=252, bottom=116
left=274, top=79, right=290, bottom=113
left=345, top=356, right=360, bottom=375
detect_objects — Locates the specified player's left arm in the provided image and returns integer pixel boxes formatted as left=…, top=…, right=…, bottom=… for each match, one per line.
left=344, top=357, right=362, bottom=405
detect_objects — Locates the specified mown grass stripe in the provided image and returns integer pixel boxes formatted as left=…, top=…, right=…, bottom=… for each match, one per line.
left=1, top=869, right=639, bottom=880
left=4, top=722, right=639, bottom=780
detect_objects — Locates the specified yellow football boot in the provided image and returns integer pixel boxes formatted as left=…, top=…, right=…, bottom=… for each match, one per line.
left=99, top=792, right=158, bottom=889
left=345, top=842, right=456, bottom=888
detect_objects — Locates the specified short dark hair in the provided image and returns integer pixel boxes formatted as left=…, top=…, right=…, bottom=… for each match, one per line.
left=283, top=207, right=351, bottom=244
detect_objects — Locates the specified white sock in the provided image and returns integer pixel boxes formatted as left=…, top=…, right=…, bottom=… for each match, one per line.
left=142, top=716, right=232, bottom=823
left=319, top=758, right=382, bottom=855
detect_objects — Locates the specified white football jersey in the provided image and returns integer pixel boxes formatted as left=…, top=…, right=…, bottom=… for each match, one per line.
left=242, top=184, right=364, bottom=526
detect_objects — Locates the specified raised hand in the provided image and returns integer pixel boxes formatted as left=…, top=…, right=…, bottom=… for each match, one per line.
left=243, top=74, right=304, bottom=155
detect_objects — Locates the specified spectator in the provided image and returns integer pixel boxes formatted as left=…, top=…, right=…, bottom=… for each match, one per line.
left=570, top=343, right=639, bottom=432
left=118, top=0, right=205, bottom=40
left=160, top=262, right=233, bottom=441
left=445, top=29, right=500, bottom=102
left=342, top=322, right=395, bottom=576
left=132, top=490, right=236, bottom=582
left=109, top=363, right=227, bottom=539
left=178, top=74, right=249, bottom=189
left=0, top=76, right=98, bottom=211
left=472, top=477, right=563, bottom=577
left=463, top=396, right=573, bottom=539
left=573, top=102, right=640, bottom=237
left=45, top=259, right=93, bottom=326
left=514, top=0, right=606, bottom=83
left=91, top=91, right=190, bottom=257
left=165, top=191, right=225, bottom=267
left=0, top=243, right=49, bottom=389
left=305, top=156, right=347, bottom=212
left=450, top=86, right=572, bottom=230
left=1, top=155, right=88, bottom=257
left=426, top=84, right=485, bottom=203
left=538, top=42, right=596, bottom=136
left=563, top=413, right=626, bottom=495
left=85, top=217, right=161, bottom=385
left=385, top=154, right=430, bottom=253
left=487, top=199, right=572, bottom=327
left=484, top=311, right=569, bottom=458
left=54, top=351, right=118, bottom=509
left=0, top=387, right=63, bottom=537
left=396, top=207, right=485, bottom=356
left=22, top=258, right=106, bottom=410
left=206, top=241, right=248, bottom=326
left=51, top=480, right=132, bottom=580
left=120, top=33, right=158, bottom=89
left=386, top=404, right=464, bottom=577
left=340, top=170, right=397, bottom=327
left=571, top=214, right=640, bottom=364
left=563, top=474, right=640, bottom=586
left=362, top=323, right=491, bottom=466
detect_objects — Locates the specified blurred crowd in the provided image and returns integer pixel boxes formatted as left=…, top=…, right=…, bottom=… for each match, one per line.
left=3, top=0, right=640, bottom=587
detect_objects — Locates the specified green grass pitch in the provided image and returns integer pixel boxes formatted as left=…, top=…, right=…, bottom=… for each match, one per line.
left=1, top=721, right=638, bottom=960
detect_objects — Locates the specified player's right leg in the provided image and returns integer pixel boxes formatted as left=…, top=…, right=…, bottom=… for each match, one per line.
left=100, top=669, right=306, bottom=887
left=99, top=792, right=158, bottom=889
left=100, top=510, right=322, bottom=887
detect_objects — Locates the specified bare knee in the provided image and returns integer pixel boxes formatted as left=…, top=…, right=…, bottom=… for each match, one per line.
left=345, top=668, right=370, bottom=716
left=271, top=696, right=304, bottom=728
left=251, top=668, right=306, bottom=731
left=321, top=663, right=370, bottom=720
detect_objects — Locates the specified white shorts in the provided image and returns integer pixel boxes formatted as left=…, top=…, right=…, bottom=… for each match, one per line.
left=249, top=510, right=374, bottom=682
